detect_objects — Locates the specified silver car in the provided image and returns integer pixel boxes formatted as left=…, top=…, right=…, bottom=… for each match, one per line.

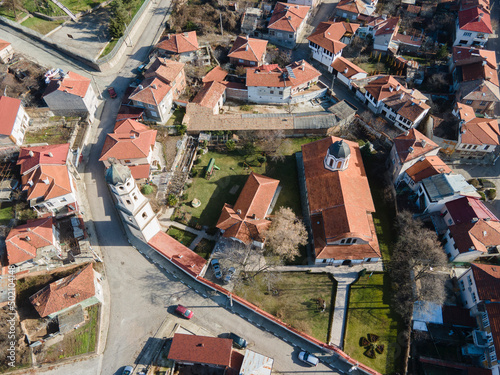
left=298, top=351, right=319, bottom=366
left=224, top=267, right=236, bottom=284
left=122, top=366, right=133, bottom=375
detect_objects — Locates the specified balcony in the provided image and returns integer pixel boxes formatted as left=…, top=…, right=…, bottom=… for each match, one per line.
left=473, top=329, right=489, bottom=348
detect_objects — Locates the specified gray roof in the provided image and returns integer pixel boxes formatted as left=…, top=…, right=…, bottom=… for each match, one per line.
left=422, top=173, right=476, bottom=202
left=327, top=100, right=357, bottom=120
left=328, top=139, right=351, bottom=159
left=105, top=160, right=131, bottom=185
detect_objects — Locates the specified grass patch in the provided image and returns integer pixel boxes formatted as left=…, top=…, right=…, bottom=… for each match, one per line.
left=166, top=107, right=186, bottom=126
left=43, top=304, right=99, bottom=362
left=99, top=39, right=119, bottom=58
left=167, top=227, right=197, bottom=247
left=21, top=16, right=64, bottom=35
left=24, top=125, right=71, bottom=145
left=59, top=0, right=103, bottom=13
left=344, top=273, right=403, bottom=375
left=193, top=238, right=215, bottom=260
left=234, top=272, right=336, bottom=342
left=0, top=6, right=27, bottom=21
left=0, top=204, right=13, bottom=225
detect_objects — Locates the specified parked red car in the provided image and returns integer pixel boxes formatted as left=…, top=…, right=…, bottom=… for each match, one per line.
left=175, top=304, right=193, bottom=319
left=107, top=86, right=117, bottom=99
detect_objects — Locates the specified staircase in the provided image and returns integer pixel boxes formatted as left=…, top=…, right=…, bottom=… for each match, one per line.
left=49, top=0, right=77, bottom=21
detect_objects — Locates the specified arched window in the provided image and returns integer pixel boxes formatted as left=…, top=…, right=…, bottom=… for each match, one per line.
left=336, top=161, right=342, bottom=169
left=329, top=158, right=334, bottom=167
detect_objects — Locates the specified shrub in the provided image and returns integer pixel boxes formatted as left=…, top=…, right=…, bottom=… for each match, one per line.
left=488, top=189, right=497, bottom=200
left=240, top=104, right=253, bottom=111
left=364, top=347, right=376, bottom=359
left=141, top=184, right=154, bottom=195
left=468, top=179, right=480, bottom=188
left=176, top=124, right=187, bottom=135
left=360, top=337, right=369, bottom=347
left=167, top=194, right=178, bottom=207
left=193, top=158, right=201, bottom=165
left=376, top=344, right=385, bottom=354
left=191, top=169, right=198, bottom=177
left=226, top=139, right=236, bottom=151
left=480, top=179, right=495, bottom=188
left=368, top=333, right=379, bottom=342
left=479, top=191, right=486, bottom=201
left=257, top=155, right=266, bottom=164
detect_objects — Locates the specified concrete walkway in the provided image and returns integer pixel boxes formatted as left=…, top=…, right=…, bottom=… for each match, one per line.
left=274, top=263, right=383, bottom=348
left=158, top=219, right=217, bottom=250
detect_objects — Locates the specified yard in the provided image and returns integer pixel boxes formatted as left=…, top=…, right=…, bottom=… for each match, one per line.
left=193, top=238, right=215, bottom=260
left=343, top=273, right=403, bottom=375
left=166, top=107, right=185, bottom=126
left=233, top=272, right=336, bottom=342
left=0, top=204, right=13, bottom=225
left=21, top=16, right=64, bottom=35
left=181, top=137, right=321, bottom=228
left=42, top=304, right=100, bottom=362
left=166, top=227, right=197, bottom=247
left=24, top=124, right=72, bottom=145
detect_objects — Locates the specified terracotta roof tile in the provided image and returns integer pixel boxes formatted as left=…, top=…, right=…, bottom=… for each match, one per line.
left=0, top=96, right=21, bottom=136
left=0, top=39, right=11, bottom=51
left=445, top=196, right=498, bottom=225
left=471, top=263, right=500, bottom=301
left=99, top=119, right=157, bottom=161
left=21, top=165, right=73, bottom=201
left=330, top=57, right=367, bottom=78
left=453, top=46, right=496, bottom=66
left=461, top=117, right=500, bottom=145
left=192, top=81, right=226, bottom=109
left=458, top=7, right=493, bottom=33
left=374, top=17, right=399, bottom=36
left=17, top=144, right=70, bottom=175
left=202, top=66, right=228, bottom=83
left=461, top=0, right=490, bottom=12
left=307, top=22, right=357, bottom=54
left=6, top=217, right=54, bottom=265
left=404, top=156, right=451, bottom=182
left=228, top=36, right=267, bottom=64
left=246, top=60, right=320, bottom=88
left=155, top=31, right=199, bottom=54
left=449, top=219, right=500, bottom=254
left=460, top=80, right=500, bottom=102
left=461, top=60, right=499, bottom=87
left=383, top=93, right=430, bottom=122
left=128, top=164, right=151, bottom=179
left=29, top=263, right=96, bottom=317
left=144, top=58, right=185, bottom=84
left=302, top=137, right=380, bottom=260
left=336, top=0, right=365, bottom=15
left=485, top=303, right=500, bottom=358
left=455, top=102, right=476, bottom=122
left=394, top=128, right=439, bottom=163
left=268, top=2, right=310, bottom=32
left=129, top=77, right=172, bottom=106
left=216, top=172, right=279, bottom=244
left=168, top=334, right=233, bottom=367
left=43, top=71, right=91, bottom=98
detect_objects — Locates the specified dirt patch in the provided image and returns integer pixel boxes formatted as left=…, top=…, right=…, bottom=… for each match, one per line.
left=0, top=54, right=47, bottom=107
left=0, top=307, right=31, bottom=372
left=163, top=135, right=182, bottom=171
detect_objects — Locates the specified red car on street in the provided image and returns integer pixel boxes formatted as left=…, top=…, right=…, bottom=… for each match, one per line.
left=107, top=86, right=117, bottom=99
left=175, top=304, right=193, bottom=319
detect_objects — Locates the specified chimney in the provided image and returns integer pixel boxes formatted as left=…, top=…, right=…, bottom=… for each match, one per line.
left=483, top=230, right=488, bottom=237
left=396, top=84, right=401, bottom=91
left=28, top=150, right=34, bottom=157
left=73, top=293, right=80, bottom=298
left=237, top=209, right=242, bottom=215
left=48, top=152, right=53, bottom=157
left=25, top=236, right=31, bottom=241
left=43, top=178, right=50, bottom=185
left=421, top=139, right=427, bottom=147
left=344, top=67, right=348, bottom=74
left=152, top=84, right=157, bottom=89
left=482, top=60, right=487, bottom=66
left=400, top=92, right=404, bottom=100
left=27, top=180, right=33, bottom=187
left=130, top=134, right=136, bottom=139
left=178, top=255, right=183, bottom=258
left=472, top=217, right=479, bottom=223
left=411, top=88, right=415, bottom=96
left=252, top=213, right=256, bottom=219
left=408, top=146, right=414, bottom=153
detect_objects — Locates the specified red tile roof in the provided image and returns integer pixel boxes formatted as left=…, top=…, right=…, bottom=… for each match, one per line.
left=452, top=46, right=496, bottom=66
left=0, top=39, right=11, bottom=51
left=228, top=36, right=267, bottom=64
left=460, top=79, right=500, bottom=102
left=268, top=2, right=310, bottom=32
left=460, top=54, right=499, bottom=87
left=192, top=81, right=226, bottom=109
left=128, top=164, right=151, bottom=179
left=217, top=172, right=279, bottom=244
left=168, top=334, right=233, bottom=367
left=471, top=263, right=500, bottom=301
left=445, top=196, right=498, bottom=225
left=148, top=231, right=206, bottom=276
left=374, top=17, right=399, bottom=36
left=0, top=96, right=21, bottom=136
left=144, top=58, right=185, bottom=85
left=29, top=263, right=96, bottom=317
left=383, top=93, right=430, bottom=122
left=246, top=60, right=320, bottom=88
left=485, top=303, right=500, bottom=360
left=43, top=71, right=91, bottom=98
left=202, top=66, right=228, bottom=83
left=99, top=119, right=157, bottom=162
left=330, top=57, right=367, bottom=78
left=449, top=219, right=500, bottom=254
left=17, top=143, right=70, bottom=175
left=6, top=217, right=54, bottom=265
left=302, top=137, right=380, bottom=260
left=461, top=117, right=500, bottom=146
left=458, top=7, right=493, bottom=33
left=129, top=77, right=172, bottom=106
left=364, top=75, right=406, bottom=101
left=461, top=0, right=490, bottom=12
left=404, top=156, right=451, bottom=183
left=454, top=102, right=476, bottom=122
left=336, top=0, right=366, bottom=15
left=155, top=31, right=199, bottom=54
left=307, top=22, right=358, bottom=54
left=21, top=164, right=73, bottom=201
left=394, top=128, right=439, bottom=164
left=393, top=33, right=422, bottom=47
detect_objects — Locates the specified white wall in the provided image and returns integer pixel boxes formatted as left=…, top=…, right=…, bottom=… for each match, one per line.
left=458, top=268, right=480, bottom=308
left=454, top=24, right=489, bottom=47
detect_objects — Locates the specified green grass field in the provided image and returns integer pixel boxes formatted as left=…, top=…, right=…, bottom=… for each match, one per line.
left=99, top=39, right=118, bottom=58
left=167, top=227, right=197, bottom=247
left=59, top=0, right=103, bottom=13
left=344, top=273, right=403, bottom=375
left=21, top=17, right=63, bottom=35
left=234, top=272, right=336, bottom=342
left=24, top=125, right=71, bottom=145
left=0, top=205, right=13, bottom=225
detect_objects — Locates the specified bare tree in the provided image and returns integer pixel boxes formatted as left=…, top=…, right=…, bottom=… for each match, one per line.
left=264, top=207, right=308, bottom=262
left=3, top=0, right=23, bottom=19
left=388, top=211, right=448, bottom=321
left=254, top=130, right=288, bottom=162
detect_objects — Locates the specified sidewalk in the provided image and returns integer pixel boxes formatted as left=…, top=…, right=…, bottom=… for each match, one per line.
left=157, top=219, right=217, bottom=250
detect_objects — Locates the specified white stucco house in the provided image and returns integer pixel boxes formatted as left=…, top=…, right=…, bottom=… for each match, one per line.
left=0, top=96, right=30, bottom=147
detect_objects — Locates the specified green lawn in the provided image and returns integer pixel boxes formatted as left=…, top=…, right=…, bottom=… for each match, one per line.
left=59, top=0, right=103, bottom=13
left=193, top=238, right=215, bottom=260
left=234, top=272, right=336, bottom=342
left=24, top=125, right=72, bottom=145
left=166, top=107, right=186, bottom=126
left=0, top=6, right=27, bottom=21
left=167, top=227, right=197, bottom=247
left=21, top=16, right=63, bottom=35
left=344, top=273, right=403, bottom=375
left=99, top=39, right=118, bottom=58
left=0, top=204, right=13, bottom=225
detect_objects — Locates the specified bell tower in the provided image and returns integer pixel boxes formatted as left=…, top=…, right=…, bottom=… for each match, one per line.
left=324, top=139, right=351, bottom=172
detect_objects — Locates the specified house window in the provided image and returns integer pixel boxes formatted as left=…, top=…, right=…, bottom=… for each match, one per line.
left=329, top=159, right=333, bottom=167
left=239, top=59, right=244, bottom=63
left=147, top=104, right=155, bottom=109
left=270, top=31, right=275, bottom=36
left=468, top=275, right=473, bottom=286
left=460, top=280, right=465, bottom=291
left=250, top=61, right=256, bottom=65
left=466, top=100, right=473, bottom=105
left=480, top=101, right=487, bottom=106
left=346, top=238, right=352, bottom=244
left=279, top=91, right=283, bottom=95
left=472, top=292, right=477, bottom=303
left=124, top=160, right=131, bottom=164
left=484, top=145, right=490, bottom=150
left=336, top=161, right=342, bottom=169
left=126, top=199, right=131, bottom=204
left=142, top=212, right=148, bottom=219
left=288, top=34, right=293, bottom=38
left=463, top=32, right=472, bottom=37
left=270, top=90, right=274, bottom=94
left=133, top=194, right=138, bottom=201
left=60, top=197, right=67, bottom=203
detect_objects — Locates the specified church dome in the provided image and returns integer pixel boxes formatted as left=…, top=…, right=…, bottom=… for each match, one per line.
left=328, top=140, right=350, bottom=159
left=105, top=159, right=131, bottom=185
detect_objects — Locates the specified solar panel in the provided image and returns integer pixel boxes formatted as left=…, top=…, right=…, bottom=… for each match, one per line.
left=286, top=66, right=296, bottom=79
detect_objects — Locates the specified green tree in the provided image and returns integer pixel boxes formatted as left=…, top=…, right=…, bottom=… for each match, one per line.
left=436, top=44, right=449, bottom=60
left=167, top=194, right=178, bottom=207
left=225, top=139, right=236, bottom=151
left=109, top=0, right=127, bottom=39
